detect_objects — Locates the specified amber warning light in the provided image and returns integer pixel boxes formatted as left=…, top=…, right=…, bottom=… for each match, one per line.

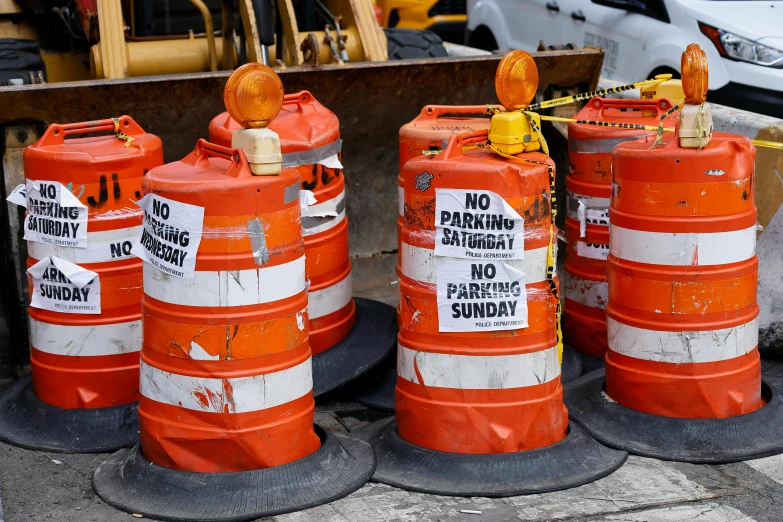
left=495, top=50, right=538, bottom=111
left=224, top=63, right=284, bottom=129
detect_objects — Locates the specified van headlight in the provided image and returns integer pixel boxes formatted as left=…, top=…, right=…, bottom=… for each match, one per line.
left=699, top=22, right=783, bottom=68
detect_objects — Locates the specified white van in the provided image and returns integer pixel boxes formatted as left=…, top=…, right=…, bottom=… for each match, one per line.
left=466, top=0, right=783, bottom=116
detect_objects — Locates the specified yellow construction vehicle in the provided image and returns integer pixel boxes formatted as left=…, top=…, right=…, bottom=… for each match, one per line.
left=0, top=0, right=453, bottom=82
left=375, top=0, right=466, bottom=46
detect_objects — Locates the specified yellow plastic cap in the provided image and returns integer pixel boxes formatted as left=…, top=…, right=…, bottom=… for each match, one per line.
left=224, top=63, right=284, bottom=129
left=495, top=50, right=539, bottom=111
left=681, top=44, right=709, bottom=105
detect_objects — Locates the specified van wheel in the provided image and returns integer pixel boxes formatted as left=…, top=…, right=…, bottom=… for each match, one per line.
left=384, top=28, right=448, bottom=60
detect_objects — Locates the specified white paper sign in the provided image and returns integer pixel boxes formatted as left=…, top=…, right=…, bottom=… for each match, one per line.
left=6, top=183, right=27, bottom=207
left=131, top=194, right=204, bottom=279
left=435, top=189, right=525, bottom=260
left=577, top=241, right=610, bottom=260
left=436, top=260, right=528, bottom=332
left=24, top=180, right=88, bottom=248
left=300, top=189, right=317, bottom=212
left=577, top=200, right=609, bottom=237
left=28, top=256, right=101, bottom=314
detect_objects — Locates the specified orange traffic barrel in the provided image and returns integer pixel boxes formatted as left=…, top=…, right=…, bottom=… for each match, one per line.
left=356, top=130, right=626, bottom=495
left=209, top=92, right=395, bottom=396
left=353, top=104, right=582, bottom=411
left=93, top=139, right=375, bottom=521
left=566, top=130, right=783, bottom=463
left=0, top=116, right=163, bottom=453
left=564, top=97, right=677, bottom=363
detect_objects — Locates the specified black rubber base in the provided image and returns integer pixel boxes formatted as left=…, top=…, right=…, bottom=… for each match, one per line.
left=565, top=369, right=783, bottom=464
left=93, top=425, right=375, bottom=522
left=562, top=344, right=583, bottom=383
left=352, top=418, right=627, bottom=497
left=762, top=358, right=783, bottom=390
left=0, top=375, right=138, bottom=453
left=350, top=352, right=396, bottom=412
left=581, top=354, right=606, bottom=374
left=313, top=298, right=397, bottom=397
left=351, top=343, right=584, bottom=412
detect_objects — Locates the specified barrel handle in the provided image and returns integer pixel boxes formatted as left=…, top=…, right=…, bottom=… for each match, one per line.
left=38, top=116, right=148, bottom=146
left=281, top=90, right=314, bottom=112
left=438, top=129, right=489, bottom=160
left=416, top=104, right=492, bottom=121
left=588, top=97, right=672, bottom=119
left=185, top=139, right=250, bottom=178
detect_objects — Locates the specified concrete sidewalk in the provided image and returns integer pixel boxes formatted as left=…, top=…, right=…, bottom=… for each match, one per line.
left=3, top=386, right=783, bottom=522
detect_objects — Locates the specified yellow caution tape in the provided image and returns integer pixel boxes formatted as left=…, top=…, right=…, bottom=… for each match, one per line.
left=526, top=74, right=672, bottom=112
left=652, top=101, right=683, bottom=147
left=752, top=139, right=783, bottom=150
left=540, top=114, right=675, bottom=133
left=112, top=118, right=135, bottom=147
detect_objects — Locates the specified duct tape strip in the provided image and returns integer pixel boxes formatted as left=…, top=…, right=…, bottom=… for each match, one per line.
left=284, top=183, right=300, bottom=205
left=569, top=135, right=649, bottom=154
left=607, top=316, right=759, bottom=363
left=397, top=343, right=561, bottom=389
left=400, top=242, right=549, bottom=285
left=143, top=256, right=306, bottom=307
left=610, top=224, right=757, bottom=266
left=398, top=186, right=404, bottom=217
left=281, top=139, right=343, bottom=169
left=30, top=317, right=142, bottom=356
left=28, top=224, right=142, bottom=264
left=309, top=271, right=352, bottom=319
left=247, top=219, right=270, bottom=265
left=564, top=275, right=608, bottom=309
left=139, top=357, right=312, bottom=413
left=302, top=190, right=346, bottom=236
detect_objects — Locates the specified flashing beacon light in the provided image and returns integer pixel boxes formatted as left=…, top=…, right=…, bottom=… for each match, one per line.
left=678, top=44, right=713, bottom=148
left=490, top=50, right=542, bottom=155
left=223, top=63, right=284, bottom=175
left=224, top=63, right=284, bottom=128
left=681, top=44, right=709, bottom=105
left=495, top=50, right=538, bottom=111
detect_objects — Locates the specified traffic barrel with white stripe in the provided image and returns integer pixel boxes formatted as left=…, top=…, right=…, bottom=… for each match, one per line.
left=209, top=91, right=395, bottom=396
left=93, top=141, right=375, bottom=520
left=398, top=132, right=564, bottom=453
left=0, top=116, right=162, bottom=453
left=133, top=140, right=319, bottom=471
left=93, top=65, right=375, bottom=520
left=357, top=128, right=627, bottom=496
left=606, top=131, right=762, bottom=418
left=564, top=98, right=676, bottom=359
left=351, top=105, right=493, bottom=412
left=565, top=128, right=783, bottom=463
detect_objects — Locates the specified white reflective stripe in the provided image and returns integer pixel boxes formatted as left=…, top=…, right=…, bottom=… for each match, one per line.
left=308, top=271, right=352, bottom=319
left=398, top=185, right=404, bottom=217
left=397, top=344, right=560, bottom=389
left=139, top=357, right=312, bottom=413
left=566, top=192, right=610, bottom=222
left=302, top=190, right=346, bottom=236
left=29, top=317, right=141, bottom=356
left=610, top=225, right=756, bottom=266
left=400, top=241, right=548, bottom=285
left=564, top=275, right=607, bottom=309
left=28, top=225, right=142, bottom=263
left=143, top=256, right=305, bottom=307
left=607, top=317, right=758, bottom=363
left=303, top=189, right=344, bottom=218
